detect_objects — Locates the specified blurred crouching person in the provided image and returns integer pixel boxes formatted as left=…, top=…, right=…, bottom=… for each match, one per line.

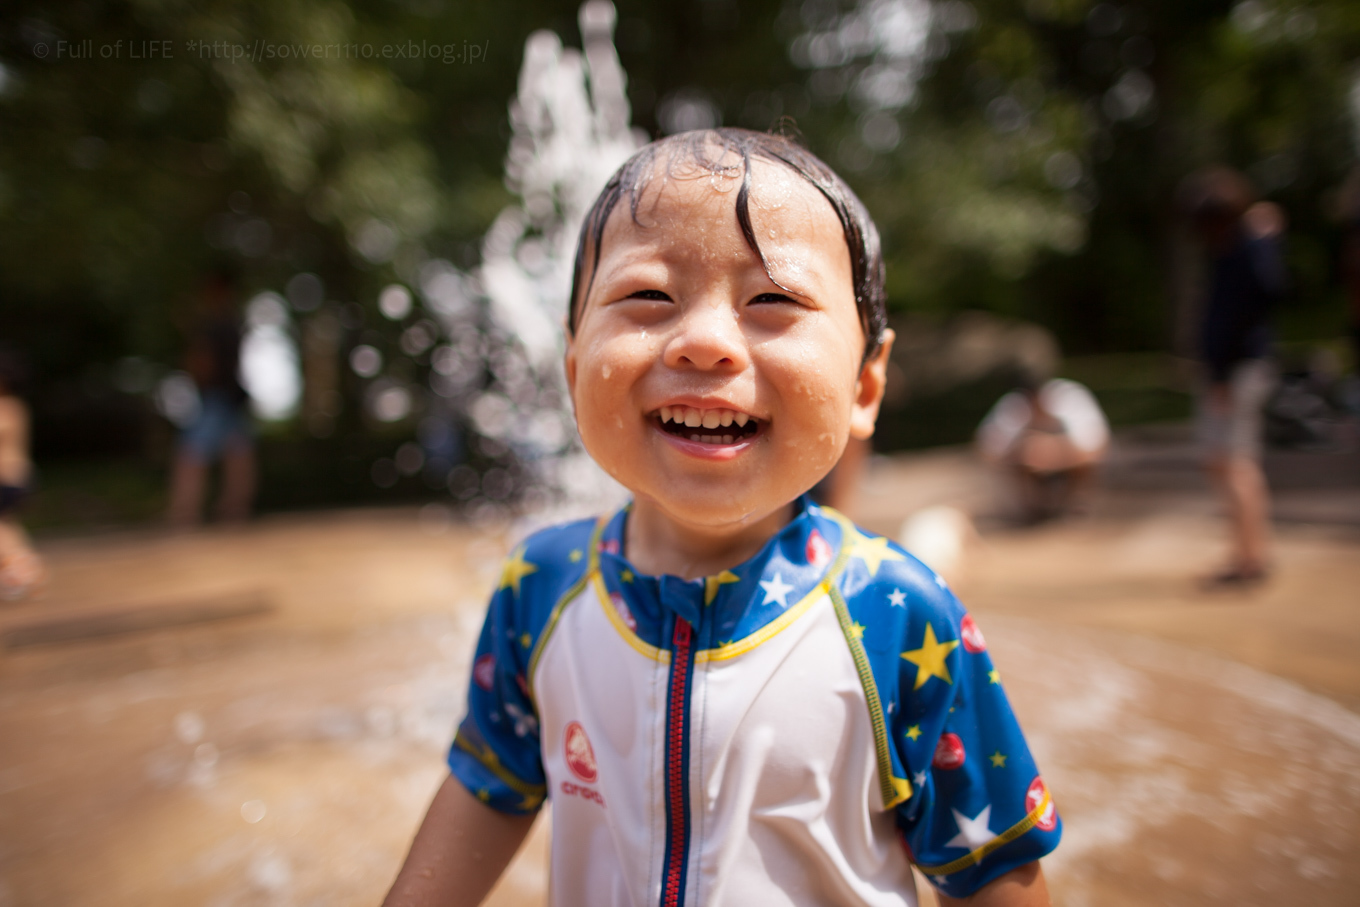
left=0, top=347, right=46, bottom=599
left=167, top=269, right=256, bottom=529
left=1180, top=168, right=1286, bottom=586
left=976, top=371, right=1110, bottom=523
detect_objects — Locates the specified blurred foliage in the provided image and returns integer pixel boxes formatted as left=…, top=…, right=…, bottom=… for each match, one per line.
left=1, top=0, right=1358, bottom=507
left=779, top=0, right=1360, bottom=354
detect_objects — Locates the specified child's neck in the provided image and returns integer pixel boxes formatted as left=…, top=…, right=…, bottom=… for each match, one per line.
left=624, top=498, right=795, bottom=581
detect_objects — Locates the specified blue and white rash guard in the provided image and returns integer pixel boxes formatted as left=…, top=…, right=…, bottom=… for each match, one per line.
left=449, top=495, right=1060, bottom=906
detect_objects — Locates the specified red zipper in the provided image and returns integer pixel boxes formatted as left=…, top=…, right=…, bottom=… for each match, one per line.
left=660, top=617, right=694, bottom=907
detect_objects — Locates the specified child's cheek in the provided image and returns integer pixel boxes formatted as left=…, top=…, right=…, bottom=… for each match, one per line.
left=778, top=348, right=854, bottom=410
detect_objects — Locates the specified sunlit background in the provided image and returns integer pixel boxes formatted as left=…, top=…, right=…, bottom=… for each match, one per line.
left=3, top=0, right=1356, bottom=524
left=2, top=1, right=1359, bottom=905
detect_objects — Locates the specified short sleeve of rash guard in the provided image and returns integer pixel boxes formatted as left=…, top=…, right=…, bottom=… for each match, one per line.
left=886, top=570, right=1061, bottom=898
left=447, top=582, right=548, bottom=815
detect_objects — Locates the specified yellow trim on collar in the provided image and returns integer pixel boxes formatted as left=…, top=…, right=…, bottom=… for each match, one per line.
left=696, top=581, right=826, bottom=663
left=592, top=571, right=670, bottom=663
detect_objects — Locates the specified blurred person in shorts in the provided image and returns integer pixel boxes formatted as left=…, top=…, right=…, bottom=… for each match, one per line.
left=1338, top=170, right=1360, bottom=377
left=1181, top=168, right=1286, bottom=586
left=976, top=371, right=1109, bottom=523
left=167, top=269, right=256, bottom=528
left=0, top=347, right=46, bottom=599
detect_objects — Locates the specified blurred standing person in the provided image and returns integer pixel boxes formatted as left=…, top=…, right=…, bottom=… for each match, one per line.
left=1338, top=170, right=1360, bottom=375
left=0, top=347, right=45, bottom=599
left=167, top=269, right=256, bottom=528
left=976, top=371, right=1110, bottom=523
left=1181, top=168, right=1286, bottom=586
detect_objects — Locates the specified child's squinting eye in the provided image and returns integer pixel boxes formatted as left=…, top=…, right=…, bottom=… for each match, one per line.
left=626, top=289, right=671, bottom=301
left=750, top=292, right=797, bottom=305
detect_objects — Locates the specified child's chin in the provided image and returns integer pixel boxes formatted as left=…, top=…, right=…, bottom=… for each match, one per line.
left=648, top=485, right=784, bottom=526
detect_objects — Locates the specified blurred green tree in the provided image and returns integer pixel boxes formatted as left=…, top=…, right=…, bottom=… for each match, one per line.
left=772, top=0, right=1360, bottom=354
left=1, top=0, right=1357, bottom=509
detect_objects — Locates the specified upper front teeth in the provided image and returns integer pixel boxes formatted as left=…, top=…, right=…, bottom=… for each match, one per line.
left=658, top=406, right=750, bottom=428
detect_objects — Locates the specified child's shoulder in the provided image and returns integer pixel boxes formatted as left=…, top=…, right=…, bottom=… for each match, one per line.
left=827, top=516, right=975, bottom=675
left=825, top=511, right=964, bottom=624
left=493, top=515, right=603, bottom=611
left=516, top=515, right=602, bottom=561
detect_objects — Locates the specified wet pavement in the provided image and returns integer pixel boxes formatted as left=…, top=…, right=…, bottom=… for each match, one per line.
left=1, top=435, right=1357, bottom=906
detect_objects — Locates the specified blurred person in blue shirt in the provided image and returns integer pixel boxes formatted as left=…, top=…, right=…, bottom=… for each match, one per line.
left=167, top=268, right=256, bottom=528
left=1180, top=168, right=1287, bottom=586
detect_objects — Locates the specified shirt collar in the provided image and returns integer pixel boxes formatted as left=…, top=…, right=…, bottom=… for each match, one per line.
left=595, top=495, right=845, bottom=643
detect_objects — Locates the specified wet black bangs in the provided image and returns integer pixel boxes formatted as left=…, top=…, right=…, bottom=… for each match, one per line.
left=567, top=127, right=888, bottom=361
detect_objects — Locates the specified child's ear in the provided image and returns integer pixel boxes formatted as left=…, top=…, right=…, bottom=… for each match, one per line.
left=848, top=328, right=895, bottom=441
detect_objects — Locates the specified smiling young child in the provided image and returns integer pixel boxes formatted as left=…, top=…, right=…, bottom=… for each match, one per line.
left=383, top=129, right=1060, bottom=907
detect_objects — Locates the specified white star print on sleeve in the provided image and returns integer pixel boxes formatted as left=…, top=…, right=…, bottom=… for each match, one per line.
left=505, top=702, right=539, bottom=738
left=945, top=805, right=998, bottom=851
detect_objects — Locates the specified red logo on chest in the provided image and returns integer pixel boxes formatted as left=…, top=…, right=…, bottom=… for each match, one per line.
left=564, top=721, right=598, bottom=783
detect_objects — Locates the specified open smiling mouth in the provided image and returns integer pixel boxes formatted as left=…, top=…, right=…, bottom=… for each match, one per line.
left=655, top=406, right=761, bottom=446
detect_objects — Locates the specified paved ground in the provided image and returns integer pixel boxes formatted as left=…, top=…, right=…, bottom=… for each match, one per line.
left=0, top=429, right=1357, bottom=906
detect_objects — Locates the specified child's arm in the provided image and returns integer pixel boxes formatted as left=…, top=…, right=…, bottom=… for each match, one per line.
left=381, top=774, right=536, bottom=907
left=936, top=861, right=1049, bottom=907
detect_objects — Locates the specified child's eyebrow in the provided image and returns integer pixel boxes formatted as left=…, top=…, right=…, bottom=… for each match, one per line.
left=568, top=130, right=887, bottom=361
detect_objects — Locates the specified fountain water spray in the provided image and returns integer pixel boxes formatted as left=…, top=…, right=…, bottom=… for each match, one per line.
left=421, top=1, right=642, bottom=521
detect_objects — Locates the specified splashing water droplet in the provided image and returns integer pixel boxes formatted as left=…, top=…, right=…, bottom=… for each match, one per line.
left=241, top=800, right=267, bottom=824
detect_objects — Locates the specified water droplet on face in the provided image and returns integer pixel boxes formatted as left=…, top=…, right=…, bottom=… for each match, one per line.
left=241, top=799, right=267, bottom=823
left=602, top=364, right=612, bottom=379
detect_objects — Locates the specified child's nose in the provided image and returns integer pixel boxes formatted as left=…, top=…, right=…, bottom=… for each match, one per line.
left=663, top=301, right=748, bottom=371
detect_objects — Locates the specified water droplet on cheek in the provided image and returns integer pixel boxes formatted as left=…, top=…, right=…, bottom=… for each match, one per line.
left=602, top=364, right=612, bottom=379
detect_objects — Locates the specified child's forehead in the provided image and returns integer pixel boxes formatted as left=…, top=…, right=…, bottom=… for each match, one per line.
left=597, top=153, right=844, bottom=262
left=633, top=154, right=827, bottom=223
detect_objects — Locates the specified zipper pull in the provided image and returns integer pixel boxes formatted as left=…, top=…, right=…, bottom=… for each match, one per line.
left=673, top=617, right=691, bottom=646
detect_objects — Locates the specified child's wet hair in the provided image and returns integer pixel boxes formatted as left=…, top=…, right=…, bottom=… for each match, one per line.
left=568, top=128, right=888, bottom=360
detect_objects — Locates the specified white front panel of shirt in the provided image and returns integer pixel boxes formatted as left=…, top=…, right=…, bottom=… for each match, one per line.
left=534, top=581, right=919, bottom=907
left=536, top=581, right=667, bottom=907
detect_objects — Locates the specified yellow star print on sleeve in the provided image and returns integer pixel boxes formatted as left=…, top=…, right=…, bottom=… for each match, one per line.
left=498, top=545, right=538, bottom=596
left=847, top=530, right=907, bottom=577
left=900, top=623, right=960, bottom=690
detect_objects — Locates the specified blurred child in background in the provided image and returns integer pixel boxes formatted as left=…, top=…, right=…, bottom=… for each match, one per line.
left=0, top=347, right=45, bottom=600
